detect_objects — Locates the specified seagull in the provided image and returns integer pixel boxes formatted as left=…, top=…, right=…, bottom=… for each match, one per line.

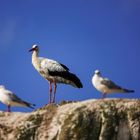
left=0, top=85, right=35, bottom=112
left=29, top=44, right=83, bottom=104
left=92, top=70, right=134, bottom=98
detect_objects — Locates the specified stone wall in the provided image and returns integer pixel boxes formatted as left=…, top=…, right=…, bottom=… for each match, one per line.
left=0, top=99, right=139, bottom=140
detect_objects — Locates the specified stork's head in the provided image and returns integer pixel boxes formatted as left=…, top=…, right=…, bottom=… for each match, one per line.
left=95, top=70, right=101, bottom=76
left=29, top=44, right=39, bottom=52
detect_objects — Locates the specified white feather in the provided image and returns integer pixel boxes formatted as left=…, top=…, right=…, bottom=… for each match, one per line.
left=40, top=57, right=67, bottom=72
left=0, top=86, right=29, bottom=107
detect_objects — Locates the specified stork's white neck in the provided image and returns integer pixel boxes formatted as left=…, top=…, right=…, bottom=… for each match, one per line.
left=32, top=51, right=40, bottom=71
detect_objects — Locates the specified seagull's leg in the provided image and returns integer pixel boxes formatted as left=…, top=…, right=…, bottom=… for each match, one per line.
left=52, top=80, right=57, bottom=103
left=102, top=93, right=107, bottom=99
left=49, top=81, right=52, bottom=104
left=7, top=105, right=11, bottom=112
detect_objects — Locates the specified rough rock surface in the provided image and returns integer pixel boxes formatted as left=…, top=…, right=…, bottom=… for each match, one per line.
left=0, top=99, right=140, bottom=140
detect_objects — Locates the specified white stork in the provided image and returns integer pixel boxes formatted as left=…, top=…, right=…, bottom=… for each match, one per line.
left=29, top=44, right=83, bottom=104
left=0, top=85, right=35, bottom=112
left=92, top=70, right=134, bottom=98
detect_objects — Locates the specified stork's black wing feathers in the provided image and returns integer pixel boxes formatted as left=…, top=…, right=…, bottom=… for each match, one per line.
left=60, top=63, right=69, bottom=71
left=48, top=70, right=83, bottom=88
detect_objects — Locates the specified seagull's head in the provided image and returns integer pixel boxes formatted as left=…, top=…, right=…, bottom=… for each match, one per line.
left=95, top=70, right=101, bottom=75
left=0, top=85, right=5, bottom=89
left=29, top=44, right=39, bottom=52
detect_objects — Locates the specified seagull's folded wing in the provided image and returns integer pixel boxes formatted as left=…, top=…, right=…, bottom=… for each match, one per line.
left=101, top=78, right=121, bottom=90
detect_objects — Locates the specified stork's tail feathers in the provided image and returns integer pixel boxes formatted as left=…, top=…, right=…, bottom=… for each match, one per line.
left=122, top=88, right=134, bottom=93
left=68, top=72, right=83, bottom=88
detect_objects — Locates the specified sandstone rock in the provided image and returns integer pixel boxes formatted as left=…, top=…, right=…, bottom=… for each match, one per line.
left=0, top=99, right=139, bottom=140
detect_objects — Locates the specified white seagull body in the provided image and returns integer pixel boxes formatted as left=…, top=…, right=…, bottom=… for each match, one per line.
left=92, top=70, right=134, bottom=98
left=0, top=85, right=35, bottom=112
left=29, top=45, right=83, bottom=103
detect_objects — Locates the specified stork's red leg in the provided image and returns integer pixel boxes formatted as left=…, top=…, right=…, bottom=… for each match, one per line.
left=7, top=105, right=11, bottom=112
left=52, top=81, right=57, bottom=103
left=49, top=81, right=52, bottom=104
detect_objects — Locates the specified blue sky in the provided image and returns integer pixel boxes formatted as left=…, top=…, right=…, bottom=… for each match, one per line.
left=0, top=0, right=139, bottom=112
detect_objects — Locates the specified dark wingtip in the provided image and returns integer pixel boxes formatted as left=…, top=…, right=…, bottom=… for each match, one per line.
left=71, top=73, right=83, bottom=88
left=27, top=103, right=36, bottom=109
left=129, top=90, right=135, bottom=93
left=32, top=104, right=36, bottom=106
left=29, top=104, right=36, bottom=109
left=123, top=89, right=135, bottom=93
left=77, top=82, right=83, bottom=88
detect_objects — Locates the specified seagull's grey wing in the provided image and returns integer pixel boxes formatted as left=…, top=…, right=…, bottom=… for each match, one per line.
left=101, top=78, right=121, bottom=89
left=7, top=92, right=25, bottom=103
left=40, top=58, right=69, bottom=72
left=7, top=92, right=35, bottom=108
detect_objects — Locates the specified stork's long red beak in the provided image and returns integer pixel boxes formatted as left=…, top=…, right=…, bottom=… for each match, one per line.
left=29, top=48, right=35, bottom=52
